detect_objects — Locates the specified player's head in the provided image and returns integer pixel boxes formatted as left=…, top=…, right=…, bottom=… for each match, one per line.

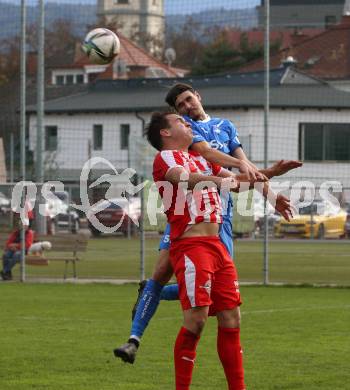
left=146, top=112, right=192, bottom=151
left=165, top=83, right=206, bottom=121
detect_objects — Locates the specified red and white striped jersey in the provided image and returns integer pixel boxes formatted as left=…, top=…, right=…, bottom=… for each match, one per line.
left=153, top=149, right=223, bottom=241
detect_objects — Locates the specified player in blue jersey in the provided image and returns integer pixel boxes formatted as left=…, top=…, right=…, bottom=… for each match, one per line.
left=114, top=83, right=302, bottom=364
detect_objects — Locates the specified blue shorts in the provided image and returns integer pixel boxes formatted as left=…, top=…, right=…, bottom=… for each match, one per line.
left=159, top=223, right=171, bottom=251
left=159, top=196, right=234, bottom=257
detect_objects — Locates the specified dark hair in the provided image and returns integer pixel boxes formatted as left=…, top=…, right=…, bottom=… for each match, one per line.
left=165, top=83, right=195, bottom=108
left=145, top=111, right=173, bottom=151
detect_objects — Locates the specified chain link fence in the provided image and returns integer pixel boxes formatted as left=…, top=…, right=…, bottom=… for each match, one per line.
left=0, top=0, right=349, bottom=284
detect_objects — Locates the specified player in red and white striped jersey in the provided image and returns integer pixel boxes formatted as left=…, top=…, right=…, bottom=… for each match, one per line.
left=151, top=112, right=244, bottom=390
left=146, top=112, right=293, bottom=390
left=153, top=149, right=224, bottom=242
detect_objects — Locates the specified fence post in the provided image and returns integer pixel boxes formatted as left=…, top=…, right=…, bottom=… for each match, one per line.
left=263, top=0, right=270, bottom=285
left=19, top=0, right=26, bottom=283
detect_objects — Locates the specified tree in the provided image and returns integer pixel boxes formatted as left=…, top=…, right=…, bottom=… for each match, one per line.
left=0, top=19, right=78, bottom=179
left=190, top=29, right=282, bottom=76
left=166, top=17, right=206, bottom=69
left=191, top=34, right=243, bottom=75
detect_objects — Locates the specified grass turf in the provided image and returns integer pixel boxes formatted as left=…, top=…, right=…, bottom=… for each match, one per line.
left=17, top=237, right=350, bottom=286
left=0, top=283, right=349, bottom=389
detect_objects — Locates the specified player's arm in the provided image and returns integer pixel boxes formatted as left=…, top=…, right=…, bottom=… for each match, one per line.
left=165, top=167, right=238, bottom=192
left=232, top=147, right=302, bottom=179
left=217, top=168, right=293, bottom=221
left=261, top=160, right=303, bottom=178
left=191, top=141, right=266, bottom=181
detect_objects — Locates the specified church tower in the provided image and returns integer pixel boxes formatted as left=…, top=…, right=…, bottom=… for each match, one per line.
left=97, top=0, right=165, bottom=55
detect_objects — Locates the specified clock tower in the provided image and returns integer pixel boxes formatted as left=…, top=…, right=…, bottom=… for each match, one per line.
left=97, top=0, right=165, bottom=54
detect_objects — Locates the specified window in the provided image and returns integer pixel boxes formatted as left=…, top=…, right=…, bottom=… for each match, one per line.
left=56, top=75, right=64, bottom=85
left=299, top=123, right=350, bottom=161
left=66, top=75, right=74, bottom=85
left=76, top=74, right=84, bottom=84
left=45, top=126, right=58, bottom=151
left=120, top=124, right=130, bottom=150
left=114, top=0, right=129, bottom=4
left=325, top=15, right=336, bottom=27
left=93, top=124, right=103, bottom=151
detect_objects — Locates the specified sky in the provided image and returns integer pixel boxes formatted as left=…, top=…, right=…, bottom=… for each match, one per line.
left=2, top=0, right=261, bottom=14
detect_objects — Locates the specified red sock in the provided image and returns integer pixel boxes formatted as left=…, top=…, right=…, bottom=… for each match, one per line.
left=217, top=327, right=245, bottom=390
left=174, top=327, right=200, bottom=390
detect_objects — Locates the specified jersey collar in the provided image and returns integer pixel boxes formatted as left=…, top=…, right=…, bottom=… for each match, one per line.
left=197, top=114, right=211, bottom=123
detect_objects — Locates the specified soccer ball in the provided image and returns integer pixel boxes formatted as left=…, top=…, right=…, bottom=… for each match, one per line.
left=82, top=28, right=120, bottom=65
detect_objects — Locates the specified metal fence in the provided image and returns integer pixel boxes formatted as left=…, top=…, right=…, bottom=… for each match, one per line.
left=0, top=0, right=349, bottom=284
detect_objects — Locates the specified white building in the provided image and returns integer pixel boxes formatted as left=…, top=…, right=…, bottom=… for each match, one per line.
left=27, top=71, right=350, bottom=191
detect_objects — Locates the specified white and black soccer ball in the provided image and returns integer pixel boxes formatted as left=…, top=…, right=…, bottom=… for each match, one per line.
left=82, top=28, right=120, bottom=65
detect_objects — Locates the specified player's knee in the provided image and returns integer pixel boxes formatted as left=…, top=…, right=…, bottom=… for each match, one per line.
left=217, top=308, right=241, bottom=328
left=188, top=318, right=206, bottom=335
left=152, top=250, right=173, bottom=285
left=184, top=308, right=208, bottom=335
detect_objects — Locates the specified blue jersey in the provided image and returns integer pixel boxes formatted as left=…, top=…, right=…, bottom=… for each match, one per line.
left=186, top=115, right=242, bottom=220
left=184, top=115, right=242, bottom=157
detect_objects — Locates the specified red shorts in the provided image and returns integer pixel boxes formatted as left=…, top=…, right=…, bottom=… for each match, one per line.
left=169, top=236, right=241, bottom=315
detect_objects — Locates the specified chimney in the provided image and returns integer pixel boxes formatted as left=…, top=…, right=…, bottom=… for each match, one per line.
left=340, top=14, right=350, bottom=25
left=281, top=56, right=297, bottom=68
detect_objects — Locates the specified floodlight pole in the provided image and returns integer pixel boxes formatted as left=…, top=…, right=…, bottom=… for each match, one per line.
left=19, top=0, right=26, bottom=282
left=263, top=0, right=270, bottom=285
left=35, top=0, right=46, bottom=235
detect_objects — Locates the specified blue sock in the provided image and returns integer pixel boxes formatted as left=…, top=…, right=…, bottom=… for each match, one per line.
left=130, top=279, right=163, bottom=340
left=160, top=284, right=179, bottom=301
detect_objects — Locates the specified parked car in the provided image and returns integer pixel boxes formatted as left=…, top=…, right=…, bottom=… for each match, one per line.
left=23, top=191, right=80, bottom=234
left=275, top=200, right=347, bottom=239
left=253, top=194, right=281, bottom=236
left=50, top=191, right=80, bottom=234
left=88, top=197, right=141, bottom=237
left=0, top=191, right=10, bottom=214
left=345, top=205, right=350, bottom=238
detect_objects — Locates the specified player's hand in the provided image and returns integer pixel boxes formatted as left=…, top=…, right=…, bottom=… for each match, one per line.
left=238, top=161, right=268, bottom=182
left=270, top=160, right=303, bottom=177
left=275, top=194, right=294, bottom=221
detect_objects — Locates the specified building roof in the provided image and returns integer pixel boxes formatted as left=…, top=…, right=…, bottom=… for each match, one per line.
left=54, top=33, right=185, bottom=79
left=239, top=15, right=350, bottom=80
left=26, top=73, right=350, bottom=115
left=224, top=28, right=324, bottom=50
left=261, top=0, right=344, bottom=5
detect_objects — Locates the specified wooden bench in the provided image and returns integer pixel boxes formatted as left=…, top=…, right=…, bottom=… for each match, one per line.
left=0, top=233, right=88, bottom=279
left=36, top=234, right=88, bottom=279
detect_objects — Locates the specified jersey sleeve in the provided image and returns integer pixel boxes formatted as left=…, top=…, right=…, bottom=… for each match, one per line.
left=153, top=151, right=185, bottom=182
left=227, top=121, right=242, bottom=153
left=211, top=162, right=223, bottom=176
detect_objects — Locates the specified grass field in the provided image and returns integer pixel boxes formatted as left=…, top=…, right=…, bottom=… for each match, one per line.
left=0, top=283, right=349, bottom=389
left=15, top=236, right=350, bottom=286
